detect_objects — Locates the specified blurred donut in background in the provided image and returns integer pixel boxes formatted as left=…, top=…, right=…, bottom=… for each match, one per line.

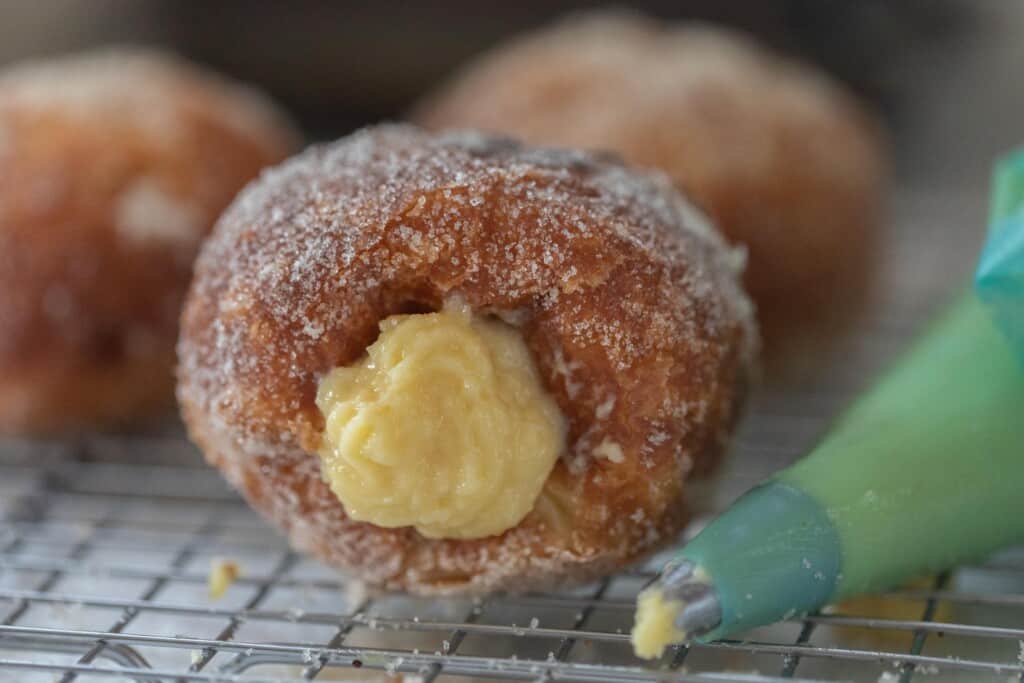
left=415, top=11, right=888, bottom=364
left=0, top=48, right=299, bottom=434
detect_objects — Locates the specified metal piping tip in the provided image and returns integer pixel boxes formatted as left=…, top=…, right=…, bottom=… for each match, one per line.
left=656, top=559, right=723, bottom=639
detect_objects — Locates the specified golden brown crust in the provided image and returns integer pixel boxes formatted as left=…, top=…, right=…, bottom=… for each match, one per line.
left=414, top=12, right=887, bottom=351
left=177, top=125, right=757, bottom=594
left=0, top=49, right=299, bottom=433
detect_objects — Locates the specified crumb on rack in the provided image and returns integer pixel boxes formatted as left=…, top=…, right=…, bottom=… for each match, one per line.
left=208, top=558, right=241, bottom=599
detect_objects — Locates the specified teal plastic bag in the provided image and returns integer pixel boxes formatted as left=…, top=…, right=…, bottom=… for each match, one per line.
left=975, top=149, right=1024, bottom=361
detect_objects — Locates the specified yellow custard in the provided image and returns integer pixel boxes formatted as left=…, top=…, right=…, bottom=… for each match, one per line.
left=632, top=587, right=687, bottom=660
left=315, top=301, right=565, bottom=539
left=208, top=558, right=241, bottom=600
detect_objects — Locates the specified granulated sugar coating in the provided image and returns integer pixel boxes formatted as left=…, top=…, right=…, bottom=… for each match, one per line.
left=0, top=48, right=294, bottom=146
left=416, top=11, right=886, bottom=352
left=0, top=48, right=298, bottom=434
left=177, top=124, right=757, bottom=594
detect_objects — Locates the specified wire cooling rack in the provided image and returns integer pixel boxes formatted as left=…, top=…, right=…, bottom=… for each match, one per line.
left=2, top=187, right=1023, bottom=683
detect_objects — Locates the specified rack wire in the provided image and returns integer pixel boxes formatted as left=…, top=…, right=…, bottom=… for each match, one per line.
left=2, top=187, right=1023, bottom=682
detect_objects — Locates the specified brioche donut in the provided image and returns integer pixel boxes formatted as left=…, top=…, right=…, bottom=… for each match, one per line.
left=0, top=49, right=298, bottom=433
left=177, top=125, right=757, bottom=594
left=414, top=12, right=887, bottom=351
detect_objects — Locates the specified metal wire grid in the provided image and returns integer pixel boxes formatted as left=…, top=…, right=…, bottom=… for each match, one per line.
left=1, top=188, right=1023, bottom=682
left=1, top=434, right=1023, bottom=683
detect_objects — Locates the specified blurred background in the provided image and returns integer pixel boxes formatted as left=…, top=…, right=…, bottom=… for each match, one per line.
left=0, top=0, right=1021, bottom=194
left=2, top=6, right=1024, bottom=680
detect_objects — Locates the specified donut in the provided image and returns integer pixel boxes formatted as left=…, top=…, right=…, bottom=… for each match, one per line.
left=177, top=125, right=757, bottom=594
left=414, top=12, right=887, bottom=351
left=0, top=49, right=299, bottom=433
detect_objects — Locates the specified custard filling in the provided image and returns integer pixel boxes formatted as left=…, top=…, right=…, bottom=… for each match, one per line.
left=315, top=301, right=565, bottom=539
left=631, top=587, right=688, bottom=660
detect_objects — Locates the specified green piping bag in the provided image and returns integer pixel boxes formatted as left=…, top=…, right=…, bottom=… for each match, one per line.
left=977, top=149, right=1024, bottom=361
left=632, top=150, right=1024, bottom=658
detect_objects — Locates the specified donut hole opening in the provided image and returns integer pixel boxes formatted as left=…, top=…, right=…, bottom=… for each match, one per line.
left=315, top=300, right=567, bottom=540
left=393, top=298, right=436, bottom=317
left=339, top=295, right=440, bottom=358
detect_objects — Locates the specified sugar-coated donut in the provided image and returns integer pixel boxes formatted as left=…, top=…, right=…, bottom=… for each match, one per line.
left=414, top=12, right=887, bottom=349
left=177, top=125, right=756, bottom=594
left=0, top=49, right=298, bottom=433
